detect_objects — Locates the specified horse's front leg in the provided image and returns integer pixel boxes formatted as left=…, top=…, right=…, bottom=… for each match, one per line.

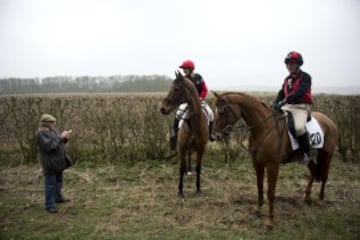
left=254, top=163, right=264, bottom=214
left=265, top=164, right=279, bottom=228
left=195, top=149, right=204, bottom=195
left=186, top=151, right=192, bottom=175
left=178, top=153, right=186, bottom=198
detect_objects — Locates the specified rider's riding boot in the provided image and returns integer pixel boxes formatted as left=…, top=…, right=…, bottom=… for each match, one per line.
left=209, top=121, right=216, bottom=142
left=170, top=118, right=179, bottom=150
left=297, top=132, right=311, bottom=165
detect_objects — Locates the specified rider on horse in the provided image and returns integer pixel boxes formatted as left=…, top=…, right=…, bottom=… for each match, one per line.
left=170, top=59, right=216, bottom=150
left=273, top=51, right=312, bottom=165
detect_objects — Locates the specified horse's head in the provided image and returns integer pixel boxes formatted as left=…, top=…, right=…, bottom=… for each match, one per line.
left=213, top=91, right=242, bottom=140
left=160, top=71, right=188, bottom=115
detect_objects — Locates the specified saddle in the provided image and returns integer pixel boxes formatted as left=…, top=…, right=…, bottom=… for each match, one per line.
left=178, top=103, right=211, bottom=128
left=284, top=112, right=324, bottom=150
left=286, top=112, right=311, bottom=139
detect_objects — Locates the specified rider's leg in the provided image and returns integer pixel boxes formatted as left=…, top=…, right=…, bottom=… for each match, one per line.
left=208, top=121, right=216, bottom=141
left=202, top=101, right=216, bottom=141
left=170, top=117, right=179, bottom=150
left=297, top=131, right=311, bottom=164
left=170, top=104, right=187, bottom=150
left=292, top=104, right=311, bottom=165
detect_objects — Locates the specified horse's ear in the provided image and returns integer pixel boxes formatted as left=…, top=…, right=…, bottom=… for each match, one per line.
left=175, top=70, right=181, bottom=78
left=175, top=70, right=184, bottom=80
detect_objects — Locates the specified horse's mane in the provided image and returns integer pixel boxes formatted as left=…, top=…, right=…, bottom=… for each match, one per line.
left=183, top=77, right=199, bottom=96
left=221, top=91, right=272, bottom=111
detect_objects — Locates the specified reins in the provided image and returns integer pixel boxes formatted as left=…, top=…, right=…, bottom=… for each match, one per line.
left=220, top=102, right=287, bottom=155
left=220, top=102, right=274, bottom=134
left=249, top=111, right=287, bottom=157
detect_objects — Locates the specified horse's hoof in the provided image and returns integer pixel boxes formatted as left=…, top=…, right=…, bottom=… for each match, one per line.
left=195, top=190, right=202, bottom=197
left=253, top=206, right=261, bottom=217
left=304, top=197, right=312, bottom=205
left=264, top=217, right=274, bottom=229
left=315, top=200, right=325, bottom=207
left=178, top=192, right=185, bottom=199
left=177, top=196, right=185, bottom=206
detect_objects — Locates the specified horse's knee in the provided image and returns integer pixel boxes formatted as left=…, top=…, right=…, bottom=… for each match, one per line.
left=195, top=164, right=201, bottom=174
left=264, top=216, right=274, bottom=229
left=179, top=163, right=186, bottom=175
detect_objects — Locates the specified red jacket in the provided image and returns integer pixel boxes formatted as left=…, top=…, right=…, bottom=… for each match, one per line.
left=191, top=73, right=208, bottom=99
left=275, top=70, right=312, bottom=104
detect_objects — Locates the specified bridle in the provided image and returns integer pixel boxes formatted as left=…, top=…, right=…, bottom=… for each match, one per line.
left=218, top=101, right=274, bottom=134
left=163, top=82, right=188, bottom=111
left=164, top=79, right=201, bottom=119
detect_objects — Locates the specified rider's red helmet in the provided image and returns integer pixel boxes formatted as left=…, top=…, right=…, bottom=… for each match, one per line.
left=284, top=51, right=303, bottom=66
left=179, top=60, right=195, bottom=70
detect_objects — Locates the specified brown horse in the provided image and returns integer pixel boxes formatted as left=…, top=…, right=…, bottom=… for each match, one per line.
left=160, top=71, right=209, bottom=197
left=213, top=91, right=338, bottom=227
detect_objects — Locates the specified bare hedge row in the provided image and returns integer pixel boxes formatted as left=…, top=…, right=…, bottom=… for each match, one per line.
left=0, top=93, right=359, bottom=163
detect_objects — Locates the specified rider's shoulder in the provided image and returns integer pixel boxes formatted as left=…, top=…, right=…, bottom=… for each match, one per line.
left=301, top=71, right=311, bottom=80
left=192, top=73, right=203, bottom=82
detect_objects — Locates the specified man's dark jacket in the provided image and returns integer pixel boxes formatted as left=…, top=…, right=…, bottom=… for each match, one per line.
left=36, top=126, right=71, bottom=175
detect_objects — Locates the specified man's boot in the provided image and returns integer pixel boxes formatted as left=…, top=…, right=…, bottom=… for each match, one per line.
left=209, top=121, right=216, bottom=141
left=170, top=118, right=179, bottom=150
left=297, top=132, right=311, bottom=165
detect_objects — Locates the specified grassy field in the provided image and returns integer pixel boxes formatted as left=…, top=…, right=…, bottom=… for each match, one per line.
left=1, top=150, right=359, bottom=240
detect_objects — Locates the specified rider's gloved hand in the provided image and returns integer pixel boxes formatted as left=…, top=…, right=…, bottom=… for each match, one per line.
left=272, top=99, right=286, bottom=111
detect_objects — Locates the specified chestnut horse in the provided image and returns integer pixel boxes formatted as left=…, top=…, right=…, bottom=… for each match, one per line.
left=213, top=91, right=338, bottom=227
left=160, top=71, right=209, bottom=198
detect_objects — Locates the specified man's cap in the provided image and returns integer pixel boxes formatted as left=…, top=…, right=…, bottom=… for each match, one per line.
left=40, top=114, right=57, bottom=122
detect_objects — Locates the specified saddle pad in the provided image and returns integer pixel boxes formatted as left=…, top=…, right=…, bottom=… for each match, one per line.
left=288, top=117, right=324, bottom=150
left=179, top=108, right=209, bottom=128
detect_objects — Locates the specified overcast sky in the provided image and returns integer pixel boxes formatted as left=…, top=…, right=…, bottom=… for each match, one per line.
left=1, top=0, right=359, bottom=92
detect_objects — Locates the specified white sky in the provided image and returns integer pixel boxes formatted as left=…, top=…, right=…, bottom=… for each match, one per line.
left=0, top=0, right=360, bottom=91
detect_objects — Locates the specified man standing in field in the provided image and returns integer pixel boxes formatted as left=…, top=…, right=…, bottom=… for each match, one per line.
left=273, top=51, right=313, bottom=165
left=36, top=114, right=72, bottom=213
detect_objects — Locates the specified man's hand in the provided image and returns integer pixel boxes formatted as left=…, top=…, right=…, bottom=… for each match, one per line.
left=61, top=130, right=72, bottom=139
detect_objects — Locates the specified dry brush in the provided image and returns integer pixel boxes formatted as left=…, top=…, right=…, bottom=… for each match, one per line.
left=0, top=93, right=359, bottom=163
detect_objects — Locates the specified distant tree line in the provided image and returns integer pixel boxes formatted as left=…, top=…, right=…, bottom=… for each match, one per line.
left=0, top=75, right=172, bottom=94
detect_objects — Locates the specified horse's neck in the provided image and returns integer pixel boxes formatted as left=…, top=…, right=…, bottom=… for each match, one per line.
left=184, top=79, right=205, bottom=136
left=188, top=94, right=202, bottom=115
left=232, top=93, right=271, bottom=130
left=184, top=79, right=202, bottom=116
